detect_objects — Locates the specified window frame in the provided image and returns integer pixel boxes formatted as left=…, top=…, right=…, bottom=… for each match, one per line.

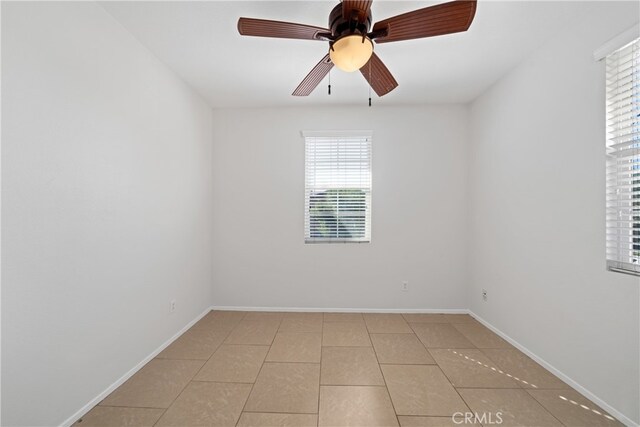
left=604, top=36, right=640, bottom=277
left=302, top=130, right=372, bottom=244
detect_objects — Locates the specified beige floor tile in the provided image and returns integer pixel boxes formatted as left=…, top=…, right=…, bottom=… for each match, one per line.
left=452, top=323, right=512, bottom=348
left=279, top=313, right=323, bottom=333
left=324, top=313, right=364, bottom=322
left=73, top=407, right=164, bottom=426
left=225, top=320, right=280, bottom=345
left=527, top=389, right=623, bottom=426
left=243, top=311, right=285, bottom=322
left=398, top=415, right=478, bottom=426
left=321, top=347, right=385, bottom=386
left=237, top=412, right=318, bottom=427
left=482, top=349, right=570, bottom=389
left=245, top=362, right=320, bottom=414
left=86, top=311, right=599, bottom=427
left=100, top=359, right=203, bottom=408
left=370, top=333, right=435, bottom=364
left=381, top=365, right=468, bottom=416
left=458, top=388, right=562, bottom=426
left=319, top=386, right=399, bottom=427
left=266, top=332, right=322, bottom=363
left=198, top=310, right=247, bottom=331
left=430, top=349, right=520, bottom=388
left=155, top=382, right=251, bottom=427
left=323, top=321, right=371, bottom=346
left=194, top=344, right=269, bottom=383
left=410, top=324, right=475, bottom=349
left=364, top=313, right=413, bottom=333
left=157, top=327, right=229, bottom=360
left=441, top=314, right=476, bottom=323
left=402, top=314, right=449, bottom=323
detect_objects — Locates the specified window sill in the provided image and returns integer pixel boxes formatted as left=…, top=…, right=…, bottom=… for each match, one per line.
left=305, top=239, right=370, bottom=244
left=607, top=266, right=640, bottom=278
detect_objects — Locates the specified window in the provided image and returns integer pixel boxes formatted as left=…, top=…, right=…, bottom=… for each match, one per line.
left=304, top=131, right=372, bottom=243
left=606, top=37, right=640, bottom=275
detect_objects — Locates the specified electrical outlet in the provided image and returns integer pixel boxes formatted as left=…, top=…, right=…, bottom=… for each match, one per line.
left=402, top=281, right=409, bottom=292
left=482, top=289, right=488, bottom=302
left=170, top=300, right=176, bottom=313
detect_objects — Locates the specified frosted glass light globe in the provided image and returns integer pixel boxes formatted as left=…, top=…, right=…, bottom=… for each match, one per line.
left=329, top=35, right=373, bottom=72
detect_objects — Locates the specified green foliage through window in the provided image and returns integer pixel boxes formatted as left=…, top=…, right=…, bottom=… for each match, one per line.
left=309, top=189, right=366, bottom=239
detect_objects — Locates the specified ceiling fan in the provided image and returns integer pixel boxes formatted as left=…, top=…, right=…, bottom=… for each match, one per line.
left=237, top=0, right=477, bottom=97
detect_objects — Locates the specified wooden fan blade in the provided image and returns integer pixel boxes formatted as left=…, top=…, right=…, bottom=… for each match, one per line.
left=342, top=0, right=373, bottom=21
left=238, top=18, right=330, bottom=41
left=372, top=0, right=477, bottom=44
left=293, top=54, right=334, bottom=96
left=360, top=52, right=398, bottom=97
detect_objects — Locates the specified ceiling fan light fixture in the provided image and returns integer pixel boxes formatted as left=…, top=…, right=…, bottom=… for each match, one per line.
left=329, top=35, right=373, bottom=72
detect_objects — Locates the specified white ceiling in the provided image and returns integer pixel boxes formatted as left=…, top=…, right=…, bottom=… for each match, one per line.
left=101, top=1, right=595, bottom=108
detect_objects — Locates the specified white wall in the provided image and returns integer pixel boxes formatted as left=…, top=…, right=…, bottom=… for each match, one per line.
left=1, top=2, right=214, bottom=426
left=468, top=2, right=640, bottom=424
left=211, top=105, right=469, bottom=310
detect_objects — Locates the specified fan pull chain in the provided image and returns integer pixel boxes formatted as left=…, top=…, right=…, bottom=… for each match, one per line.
left=328, top=70, right=331, bottom=95
left=368, top=61, right=372, bottom=107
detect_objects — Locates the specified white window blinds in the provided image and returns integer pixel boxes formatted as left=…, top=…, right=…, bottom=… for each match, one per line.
left=304, top=132, right=372, bottom=243
left=606, top=38, right=640, bottom=275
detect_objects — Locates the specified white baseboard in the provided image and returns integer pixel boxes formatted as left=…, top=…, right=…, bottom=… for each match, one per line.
left=211, top=305, right=469, bottom=314
left=59, top=306, right=214, bottom=427
left=468, top=310, right=638, bottom=427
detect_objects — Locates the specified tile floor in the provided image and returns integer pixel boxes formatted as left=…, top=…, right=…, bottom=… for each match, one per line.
left=75, top=311, right=623, bottom=427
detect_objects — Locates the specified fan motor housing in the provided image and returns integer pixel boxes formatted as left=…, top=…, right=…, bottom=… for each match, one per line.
left=328, top=4, right=372, bottom=39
